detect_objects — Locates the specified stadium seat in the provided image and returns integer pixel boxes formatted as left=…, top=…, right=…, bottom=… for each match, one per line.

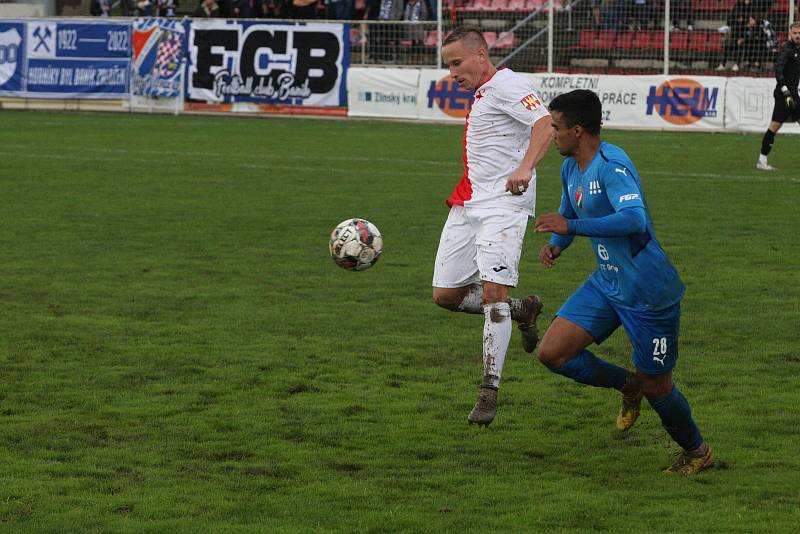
left=484, top=31, right=498, bottom=47
left=463, top=0, right=490, bottom=11
left=489, top=0, right=509, bottom=9
left=616, top=31, right=634, bottom=50
left=651, top=31, right=665, bottom=51
left=670, top=31, right=689, bottom=51
left=526, top=0, right=547, bottom=10
left=505, top=0, right=528, bottom=11
left=495, top=31, right=516, bottom=49
left=632, top=31, right=651, bottom=50
left=771, top=0, right=789, bottom=11
left=689, top=31, right=708, bottom=52
left=596, top=30, right=616, bottom=50
left=707, top=32, right=723, bottom=52
left=572, top=29, right=596, bottom=49
left=424, top=31, right=440, bottom=48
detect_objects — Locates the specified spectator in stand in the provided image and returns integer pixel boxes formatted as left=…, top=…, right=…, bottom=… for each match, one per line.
left=591, top=0, right=621, bottom=31
left=255, top=0, right=279, bottom=17
left=134, top=0, right=154, bottom=15
left=741, top=15, right=778, bottom=70
left=325, top=0, right=354, bottom=19
left=367, top=0, right=404, bottom=62
left=716, top=0, right=753, bottom=71
left=230, top=0, right=253, bottom=17
left=286, top=0, right=319, bottom=18
left=670, top=0, right=694, bottom=32
left=91, top=0, right=113, bottom=15
left=193, top=0, right=221, bottom=16
left=629, top=0, right=651, bottom=32
left=404, top=0, right=430, bottom=63
left=156, top=0, right=179, bottom=16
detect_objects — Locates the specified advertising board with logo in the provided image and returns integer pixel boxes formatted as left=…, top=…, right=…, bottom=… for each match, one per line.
left=347, top=67, right=419, bottom=119
left=530, top=74, right=726, bottom=130
left=0, top=19, right=130, bottom=98
left=186, top=20, right=347, bottom=107
left=417, top=69, right=474, bottom=122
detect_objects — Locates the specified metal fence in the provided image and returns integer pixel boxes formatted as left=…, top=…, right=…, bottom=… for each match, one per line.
left=348, top=0, right=796, bottom=76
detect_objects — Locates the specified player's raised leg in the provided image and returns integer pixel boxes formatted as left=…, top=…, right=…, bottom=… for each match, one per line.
left=538, top=318, right=641, bottom=432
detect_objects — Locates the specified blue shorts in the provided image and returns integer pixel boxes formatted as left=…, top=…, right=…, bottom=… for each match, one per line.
left=556, top=280, right=681, bottom=375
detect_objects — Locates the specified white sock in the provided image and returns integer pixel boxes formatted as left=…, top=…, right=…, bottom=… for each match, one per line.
left=759, top=154, right=768, bottom=164
left=457, top=283, right=483, bottom=314
left=482, top=302, right=512, bottom=388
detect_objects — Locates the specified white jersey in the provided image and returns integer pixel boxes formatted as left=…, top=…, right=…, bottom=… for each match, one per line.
left=446, top=68, right=549, bottom=215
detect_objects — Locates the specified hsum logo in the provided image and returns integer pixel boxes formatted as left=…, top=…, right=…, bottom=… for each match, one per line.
left=646, top=78, right=718, bottom=125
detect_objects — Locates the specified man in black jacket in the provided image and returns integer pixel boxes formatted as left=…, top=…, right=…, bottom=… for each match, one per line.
left=757, top=22, right=800, bottom=170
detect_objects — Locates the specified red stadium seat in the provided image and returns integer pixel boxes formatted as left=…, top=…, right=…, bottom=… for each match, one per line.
left=707, top=32, right=723, bottom=52
left=651, top=31, right=665, bottom=51
left=424, top=31, right=440, bottom=48
left=484, top=31, right=498, bottom=47
left=616, top=31, right=634, bottom=50
left=596, top=30, right=616, bottom=50
left=572, top=29, right=596, bottom=49
left=526, top=0, right=547, bottom=10
left=505, top=0, right=528, bottom=11
left=771, top=0, right=789, bottom=11
left=488, top=0, right=508, bottom=9
left=495, top=31, right=516, bottom=49
left=670, top=31, right=689, bottom=51
left=689, top=31, right=708, bottom=52
left=632, top=31, right=651, bottom=50
left=463, top=0, right=490, bottom=11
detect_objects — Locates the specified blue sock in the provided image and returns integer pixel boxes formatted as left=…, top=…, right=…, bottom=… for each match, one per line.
left=648, top=386, right=703, bottom=451
left=549, top=350, right=628, bottom=390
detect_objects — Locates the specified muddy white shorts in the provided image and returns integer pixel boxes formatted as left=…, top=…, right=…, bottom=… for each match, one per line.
left=432, top=205, right=530, bottom=288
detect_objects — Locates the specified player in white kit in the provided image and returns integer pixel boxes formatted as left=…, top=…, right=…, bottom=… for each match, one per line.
left=432, top=27, right=553, bottom=427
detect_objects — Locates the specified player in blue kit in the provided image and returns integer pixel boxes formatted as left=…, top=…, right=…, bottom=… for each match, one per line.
left=533, top=90, right=713, bottom=475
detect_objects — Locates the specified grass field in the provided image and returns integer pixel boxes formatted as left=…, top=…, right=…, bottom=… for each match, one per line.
left=0, top=110, right=798, bottom=532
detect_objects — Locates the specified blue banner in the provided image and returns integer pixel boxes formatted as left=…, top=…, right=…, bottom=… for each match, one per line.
left=131, top=18, right=185, bottom=98
left=0, top=19, right=131, bottom=98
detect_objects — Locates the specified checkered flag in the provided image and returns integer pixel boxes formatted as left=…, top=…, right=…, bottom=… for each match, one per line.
left=155, top=30, right=183, bottom=78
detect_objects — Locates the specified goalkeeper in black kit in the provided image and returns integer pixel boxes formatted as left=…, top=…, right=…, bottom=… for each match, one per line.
left=757, top=22, right=800, bottom=171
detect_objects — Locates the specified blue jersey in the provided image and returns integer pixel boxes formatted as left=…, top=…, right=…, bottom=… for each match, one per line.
left=551, top=141, right=685, bottom=311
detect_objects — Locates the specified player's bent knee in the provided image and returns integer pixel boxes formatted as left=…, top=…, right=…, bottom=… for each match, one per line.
left=432, top=288, right=460, bottom=311
left=536, top=341, right=562, bottom=368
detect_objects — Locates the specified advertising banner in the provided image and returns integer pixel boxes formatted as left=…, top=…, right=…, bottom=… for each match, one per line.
left=0, top=19, right=130, bottom=98
left=347, top=67, right=419, bottom=118
left=186, top=20, right=347, bottom=107
left=530, top=74, right=727, bottom=130
left=131, top=18, right=185, bottom=98
left=417, top=68, right=474, bottom=123
left=725, top=76, right=800, bottom=134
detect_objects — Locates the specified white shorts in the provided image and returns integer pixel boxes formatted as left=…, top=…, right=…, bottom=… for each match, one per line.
left=432, top=205, right=529, bottom=288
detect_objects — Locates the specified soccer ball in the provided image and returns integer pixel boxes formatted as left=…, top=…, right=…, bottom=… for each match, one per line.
left=329, top=218, right=383, bottom=271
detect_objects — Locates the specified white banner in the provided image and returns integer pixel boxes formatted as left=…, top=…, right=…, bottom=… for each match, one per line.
left=530, top=74, right=726, bottom=130
left=347, top=67, right=419, bottom=119
left=186, top=20, right=346, bottom=106
left=725, top=77, right=800, bottom=134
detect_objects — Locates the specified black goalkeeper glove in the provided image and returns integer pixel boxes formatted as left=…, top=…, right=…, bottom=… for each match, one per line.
left=781, top=85, right=797, bottom=111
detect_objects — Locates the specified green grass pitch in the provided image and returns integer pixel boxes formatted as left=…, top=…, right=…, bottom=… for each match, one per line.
left=0, top=110, right=798, bottom=532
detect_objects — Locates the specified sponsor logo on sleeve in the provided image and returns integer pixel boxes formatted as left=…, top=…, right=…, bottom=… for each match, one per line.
left=619, top=193, right=640, bottom=202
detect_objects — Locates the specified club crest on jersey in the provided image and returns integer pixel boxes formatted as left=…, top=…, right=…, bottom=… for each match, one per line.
left=520, top=93, right=541, bottom=110
left=575, top=186, right=584, bottom=207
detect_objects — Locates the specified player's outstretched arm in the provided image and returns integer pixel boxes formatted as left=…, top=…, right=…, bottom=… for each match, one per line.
left=506, top=116, right=553, bottom=195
